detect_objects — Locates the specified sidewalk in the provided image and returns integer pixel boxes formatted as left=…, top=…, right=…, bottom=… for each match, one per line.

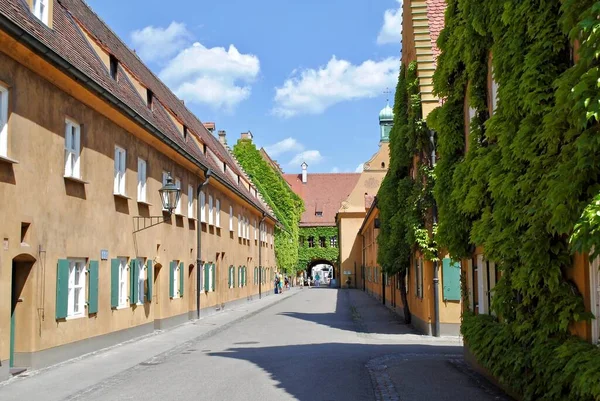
left=0, top=288, right=299, bottom=401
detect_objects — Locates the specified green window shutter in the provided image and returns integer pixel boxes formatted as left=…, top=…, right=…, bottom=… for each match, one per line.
left=179, top=262, right=184, bottom=296
left=254, top=267, right=257, bottom=285
left=56, top=259, right=69, bottom=319
left=169, top=261, right=175, bottom=298
left=88, top=260, right=99, bottom=314
left=243, top=267, right=246, bottom=286
left=442, top=258, right=461, bottom=301
left=130, top=259, right=138, bottom=305
left=212, top=264, right=216, bottom=291
left=146, top=260, right=153, bottom=302
left=228, top=266, right=231, bottom=288
left=111, top=259, right=120, bottom=308
left=204, top=263, right=210, bottom=292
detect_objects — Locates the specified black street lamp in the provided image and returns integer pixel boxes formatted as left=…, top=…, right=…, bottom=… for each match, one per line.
left=158, top=172, right=181, bottom=214
left=133, top=171, right=182, bottom=233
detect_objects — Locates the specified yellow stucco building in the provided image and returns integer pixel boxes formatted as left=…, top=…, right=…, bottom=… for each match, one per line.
left=0, top=0, right=276, bottom=380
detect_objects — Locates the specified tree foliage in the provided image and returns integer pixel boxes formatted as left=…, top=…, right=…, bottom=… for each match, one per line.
left=429, top=0, right=600, bottom=399
left=233, top=140, right=304, bottom=273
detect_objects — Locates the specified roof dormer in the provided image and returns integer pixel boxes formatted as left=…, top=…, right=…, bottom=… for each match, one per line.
left=31, top=0, right=51, bottom=28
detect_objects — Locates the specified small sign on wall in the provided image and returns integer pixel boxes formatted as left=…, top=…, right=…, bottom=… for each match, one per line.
left=344, top=271, right=352, bottom=275
left=100, top=249, right=108, bottom=260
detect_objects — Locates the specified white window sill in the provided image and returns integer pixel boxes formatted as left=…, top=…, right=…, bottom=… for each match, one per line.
left=137, top=200, right=152, bottom=206
left=136, top=302, right=145, bottom=306
left=175, top=212, right=185, bottom=217
left=66, top=313, right=85, bottom=320
left=64, top=175, right=89, bottom=184
left=0, top=155, right=19, bottom=164
left=115, top=304, right=129, bottom=310
left=113, top=193, right=131, bottom=200
left=188, top=216, right=197, bottom=221
left=200, top=220, right=207, bottom=224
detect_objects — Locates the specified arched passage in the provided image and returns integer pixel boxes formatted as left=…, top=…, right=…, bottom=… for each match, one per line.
left=303, top=259, right=336, bottom=287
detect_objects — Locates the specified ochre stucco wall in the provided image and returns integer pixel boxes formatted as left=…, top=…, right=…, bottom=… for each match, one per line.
left=0, top=48, right=275, bottom=364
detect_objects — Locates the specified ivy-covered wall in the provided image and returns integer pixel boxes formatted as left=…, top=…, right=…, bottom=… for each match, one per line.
left=428, top=0, right=600, bottom=399
left=297, top=226, right=339, bottom=271
left=233, top=140, right=304, bottom=273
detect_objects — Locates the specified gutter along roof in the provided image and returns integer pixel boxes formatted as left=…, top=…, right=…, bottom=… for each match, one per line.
left=0, top=0, right=275, bottom=222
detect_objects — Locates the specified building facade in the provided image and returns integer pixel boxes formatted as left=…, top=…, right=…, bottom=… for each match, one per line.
left=0, top=0, right=276, bottom=380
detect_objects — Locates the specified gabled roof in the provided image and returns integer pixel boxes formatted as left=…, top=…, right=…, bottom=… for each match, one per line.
left=0, top=0, right=273, bottom=218
left=283, top=173, right=360, bottom=227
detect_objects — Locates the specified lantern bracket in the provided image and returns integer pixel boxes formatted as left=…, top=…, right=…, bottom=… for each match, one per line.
left=133, top=214, right=170, bottom=234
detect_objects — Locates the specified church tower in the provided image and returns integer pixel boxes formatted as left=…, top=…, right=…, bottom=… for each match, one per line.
left=379, top=101, right=394, bottom=143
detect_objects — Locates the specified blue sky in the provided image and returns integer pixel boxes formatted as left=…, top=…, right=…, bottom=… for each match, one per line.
left=87, top=0, right=402, bottom=173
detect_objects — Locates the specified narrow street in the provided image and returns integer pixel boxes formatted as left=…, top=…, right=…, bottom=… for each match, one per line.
left=1, top=288, right=510, bottom=401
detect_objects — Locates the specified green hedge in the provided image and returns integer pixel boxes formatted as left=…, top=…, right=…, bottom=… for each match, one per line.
left=233, top=140, right=304, bottom=272
left=430, top=0, right=600, bottom=399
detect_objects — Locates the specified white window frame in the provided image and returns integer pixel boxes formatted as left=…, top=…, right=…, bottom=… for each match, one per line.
left=215, top=199, right=221, bottom=227
left=67, top=259, right=86, bottom=318
left=173, top=262, right=180, bottom=298
left=229, top=206, right=234, bottom=231
left=209, top=264, right=214, bottom=292
left=114, top=146, right=126, bottom=195
left=137, top=258, right=146, bottom=304
left=208, top=195, right=214, bottom=225
left=137, top=158, right=147, bottom=202
left=254, top=219, right=258, bottom=240
left=200, top=191, right=206, bottom=222
left=64, top=119, right=81, bottom=179
left=33, top=0, right=49, bottom=26
left=491, top=79, right=499, bottom=115
left=174, top=177, right=182, bottom=215
left=0, top=85, right=8, bottom=158
left=591, top=257, right=600, bottom=345
left=118, top=258, right=128, bottom=308
left=238, top=214, right=242, bottom=237
left=188, top=185, right=194, bottom=218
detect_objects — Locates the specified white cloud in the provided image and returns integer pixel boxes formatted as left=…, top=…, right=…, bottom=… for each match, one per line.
left=159, top=42, right=260, bottom=111
left=264, top=138, right=304, bottom=157
left=377, top=0, right=403, bottom=45
left=273, top=56, right=399, bottom=118
left=289, top=150, right=323, bottom=166
left=355, top=163, right=364, bottom=173
left=131, top=22, right=191, bottom=63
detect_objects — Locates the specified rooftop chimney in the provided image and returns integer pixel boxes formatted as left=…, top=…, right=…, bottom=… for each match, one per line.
left=301, top=162, right=308, bottom=184
left=204, top=122, right=215, bottom=133
left=240, top=131, right=253, bottom=141
left=218, top=130, right=227, bottom=146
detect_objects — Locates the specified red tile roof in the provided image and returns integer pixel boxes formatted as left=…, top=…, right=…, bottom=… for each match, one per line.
left=283, top=173, right=360, bottom=227
left=426, top=0, right=447, bottom=65
left=0, top=0, right=272, bottom=217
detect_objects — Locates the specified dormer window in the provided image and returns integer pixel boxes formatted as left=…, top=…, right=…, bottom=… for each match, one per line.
left=33, top=0, right=49, bottom=26
left=146, top=89, right=153, bottom=110
left=203, top=144, right=207, bottom=154
left=223, top=162, right=227, bottom=173
left=109, top=55, right=119, bottom=80
left=183, top=126, right=188, bottom=140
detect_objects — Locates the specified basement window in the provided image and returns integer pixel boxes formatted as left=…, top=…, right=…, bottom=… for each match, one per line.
left=315, top=211, right=323, bottom=217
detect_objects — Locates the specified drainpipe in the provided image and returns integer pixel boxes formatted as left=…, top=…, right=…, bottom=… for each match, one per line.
left=196, top=169, right=212, bottom=320
left=259, top=213, right=266, bottom=299
left=430, top=130, right=440, bottom=337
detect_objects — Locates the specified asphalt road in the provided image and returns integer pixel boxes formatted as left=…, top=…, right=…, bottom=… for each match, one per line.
left=51, top=288, right=511, bottom=401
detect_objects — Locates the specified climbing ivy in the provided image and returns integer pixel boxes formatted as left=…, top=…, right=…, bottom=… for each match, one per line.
left=233, top=140, right=304, bottom=273
left=377, top=61, right=435, bottom=323
left=429, top=0, right=600, bottom=399
left=297, top=226, right=339, bottom=271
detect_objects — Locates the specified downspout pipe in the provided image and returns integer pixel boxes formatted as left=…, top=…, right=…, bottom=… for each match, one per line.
left=430, top=130, right=440, bottom=337
left=258, top=213, right=267, bottom=299
left=196, top=169, right=212, bottom=320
